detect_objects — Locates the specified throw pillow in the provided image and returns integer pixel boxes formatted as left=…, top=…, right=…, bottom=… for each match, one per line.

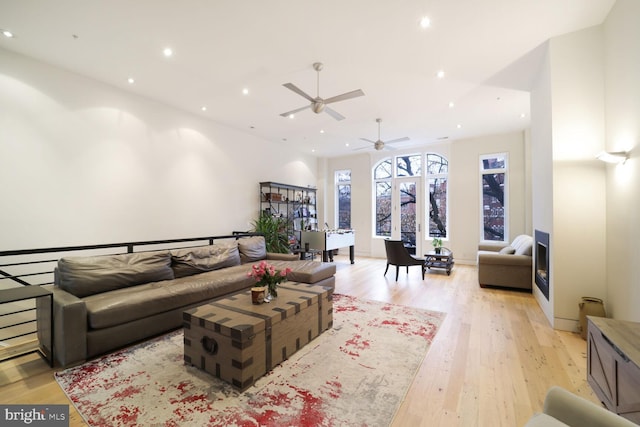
left=57, top=251, right=174, bottom=297
left=238, top=236, right=267, bottom=263
left=499, top=246, right=516, bottom=255
left=170, top=242, right=241, bottom=278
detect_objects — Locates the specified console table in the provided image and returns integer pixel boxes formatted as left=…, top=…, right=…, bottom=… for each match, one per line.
left=587, top=316, right=640, bottom=423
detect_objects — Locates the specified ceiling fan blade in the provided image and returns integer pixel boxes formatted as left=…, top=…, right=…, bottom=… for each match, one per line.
left=279, top=105, right=311, bottom=118
left=283, top=83, right=315, bottom=102
left=384, top=145, right=397, bottom=151
left=323, top=89, right=365, bottom=105
left=385, top=136, right=410, bottom=145
left=324, top=106, right=345, bottom=121
left=353, top=146, right=371, bottom=151
left=359, top=138, right=376, bottom=144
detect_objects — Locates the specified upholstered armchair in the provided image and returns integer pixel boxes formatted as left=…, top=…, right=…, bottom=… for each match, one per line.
left=384, top=239, right=425, bottom=281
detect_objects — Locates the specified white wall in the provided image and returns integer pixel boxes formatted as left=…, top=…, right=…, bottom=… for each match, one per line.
left=532, top=25, right=609, bottom=330
left=0, top=48, right=317, bottom=250
left=530, top=41, right=554, bottom=323
left=324, top=130, right=527, bottom=264
left=603, top=0, right=640, bottom=322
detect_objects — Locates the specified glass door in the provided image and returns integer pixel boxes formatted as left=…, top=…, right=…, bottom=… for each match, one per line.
left=393, top=178, right=422, bottom=255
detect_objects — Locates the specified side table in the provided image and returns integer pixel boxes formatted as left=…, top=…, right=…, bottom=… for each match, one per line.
left=424, top=248, right=454, bottom=275
left=0, top=286, right=54, bottom=367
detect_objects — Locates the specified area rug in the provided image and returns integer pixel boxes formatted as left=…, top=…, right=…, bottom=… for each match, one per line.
left=55, top=294, right=445, bottom=427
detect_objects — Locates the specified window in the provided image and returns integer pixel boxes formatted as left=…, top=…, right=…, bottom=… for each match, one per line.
left=374, top=159, right=392, bottom=237
left=480, top=153, right=507, bottom=242
left=335, top=169, right=351, bottom=229
left=396, top=155, right=421, bottom=177
left=426, top=153, right=448, bottom=238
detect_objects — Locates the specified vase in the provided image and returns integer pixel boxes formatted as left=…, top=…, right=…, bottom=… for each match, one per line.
left=435, top=247, right=441, bottom=254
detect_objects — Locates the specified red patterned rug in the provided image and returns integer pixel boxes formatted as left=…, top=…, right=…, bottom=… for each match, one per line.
left=55, top=294, right=444, bottom=427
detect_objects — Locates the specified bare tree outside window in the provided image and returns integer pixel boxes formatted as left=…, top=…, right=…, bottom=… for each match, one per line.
left=426, top=154, right=448, bottom=238
left=481, top=154, right=507, bottom=241
left=336, top=170, right=351, bottom=229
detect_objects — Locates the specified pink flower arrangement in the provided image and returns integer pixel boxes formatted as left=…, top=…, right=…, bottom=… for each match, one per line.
left=247, top=260, right=292, bottom=297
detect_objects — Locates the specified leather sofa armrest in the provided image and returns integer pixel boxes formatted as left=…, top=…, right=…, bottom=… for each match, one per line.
left=266, top=252, right=299, bottom=261
left=478, top=252, right=532, bottom=267
left=542, top=386, right=638, bottom=427
left=48, top=285, right=88, bottom=367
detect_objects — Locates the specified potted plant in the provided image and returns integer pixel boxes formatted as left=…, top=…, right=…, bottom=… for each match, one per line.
left=250, top=212, right=291, bottom=253
left=432, top=237, right=443, bottom=254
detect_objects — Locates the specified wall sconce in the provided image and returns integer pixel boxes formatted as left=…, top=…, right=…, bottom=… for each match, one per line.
left=596, top=151, right=628, bottom=164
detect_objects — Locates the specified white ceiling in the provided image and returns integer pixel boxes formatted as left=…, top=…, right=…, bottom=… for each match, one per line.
left=0, top=0, right=615, bottom=158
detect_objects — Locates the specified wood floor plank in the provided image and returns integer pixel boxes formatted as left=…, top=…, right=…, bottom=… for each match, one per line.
left=0, top=256, right=597, bottom=427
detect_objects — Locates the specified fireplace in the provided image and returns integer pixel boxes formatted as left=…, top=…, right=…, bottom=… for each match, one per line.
left=534, top=230, right=550, bottom=300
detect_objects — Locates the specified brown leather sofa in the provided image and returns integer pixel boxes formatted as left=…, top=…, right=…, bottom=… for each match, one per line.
left=37, top=236, right=335, bottom=367
left=477, top=234, right=533, bottom=290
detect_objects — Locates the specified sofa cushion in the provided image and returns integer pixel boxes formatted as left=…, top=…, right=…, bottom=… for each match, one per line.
left=238, top=236, right=267, bottom=263
left=499, top=246, right=516, bottom=255
left=267, top=260, right=336, bottom=284
left=84, top=265, right=254, bottom=329
left=57, top=251, right=174, bottom=298
left=170, top=242, right=241, bottom=278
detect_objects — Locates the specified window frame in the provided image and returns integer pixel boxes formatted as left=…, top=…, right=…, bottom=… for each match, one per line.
left=425, top=153, right=449, bottom=241
left=479, top=153, right=509, bottom=243
left=335, top=169, right=351, bottom=230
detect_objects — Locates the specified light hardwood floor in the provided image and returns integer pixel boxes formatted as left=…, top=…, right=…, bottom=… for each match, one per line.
left=0, top=255, right=597, bottom=426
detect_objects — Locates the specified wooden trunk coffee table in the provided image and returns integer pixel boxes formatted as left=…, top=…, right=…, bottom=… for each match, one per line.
left=183, top=282, right=333, bottom=391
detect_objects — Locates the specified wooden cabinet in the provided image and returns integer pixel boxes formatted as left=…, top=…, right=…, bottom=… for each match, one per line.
left=587, top=316, right=640, bottom=423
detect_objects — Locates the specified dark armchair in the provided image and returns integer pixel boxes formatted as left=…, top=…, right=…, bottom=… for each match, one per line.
left=384, top=239, right=426, bottom=280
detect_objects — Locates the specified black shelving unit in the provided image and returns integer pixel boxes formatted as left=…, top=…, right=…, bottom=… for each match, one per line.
left=259, top=182, right=318, bottom=249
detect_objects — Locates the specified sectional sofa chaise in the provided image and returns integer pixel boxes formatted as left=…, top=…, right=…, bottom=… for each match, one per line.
left=37, top=236, right=336, bottom=367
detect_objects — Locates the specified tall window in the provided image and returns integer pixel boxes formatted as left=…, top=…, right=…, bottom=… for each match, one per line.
left=480, top=153, right=508, bottom=242
left=336, top=169, right=351, bottom=229
left=426, top=153, right=448, bottom=238
left=374, top=159, right=392, bottom=237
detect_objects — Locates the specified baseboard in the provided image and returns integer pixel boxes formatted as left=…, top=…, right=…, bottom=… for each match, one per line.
left=554, top=317, right=579, bottom=333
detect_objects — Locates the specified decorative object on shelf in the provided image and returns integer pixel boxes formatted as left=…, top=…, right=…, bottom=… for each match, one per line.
left=250, top=212, right=291, bottom=253
left=247, top=260, right=291, bottom=301
left=259, top=182, right=318, bottom=250
left=432, top=238, right=443, bottom=254
left=251, top=286, right=266, bottom=304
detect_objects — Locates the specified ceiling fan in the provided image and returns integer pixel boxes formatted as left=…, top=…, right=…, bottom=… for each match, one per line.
left=357, top=118, right=410, bottom=151
left=280, top=62, right=365, bottom=121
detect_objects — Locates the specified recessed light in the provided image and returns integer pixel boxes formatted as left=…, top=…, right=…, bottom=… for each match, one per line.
left=127, top=77, right=135, bottom=84
left=448, top=101, right=455, bottom=108
left=163, top=47, right=173, bottom=57
left=312, top=149, right=316, bottom=153
left=320, top=129, right=325, bottom=134
left=436, top=70, right=445, bottom=79
left=520, top=113, right=526, bottom=118
left=457, top=124, right=462, bottom=129
left=288, top=114, right=295, bottom=119
left=345, top=142, right=350, bottom=147
left=2, top=30, right=14, bottom=38
left=242, top=88, right=249, bottom=95
left=201, top=106, right=207, bottom=112
left=419, top=16, right=431, bottom=28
